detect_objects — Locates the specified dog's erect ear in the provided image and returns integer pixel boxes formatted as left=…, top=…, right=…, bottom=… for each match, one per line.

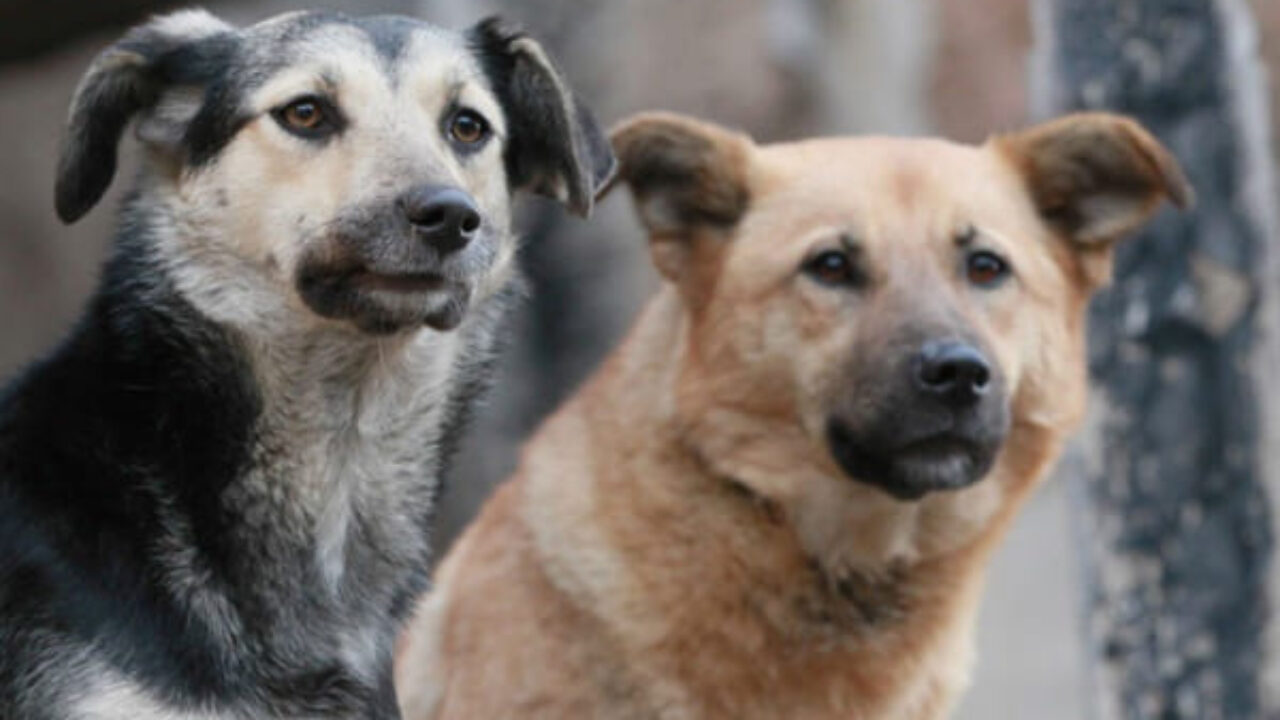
left=610, top=112, right=753, bottom=281
left=611, top=112, right=753, bottom=235
left=469, top=18, right=615, bottom=218
left=998, top=113, right=1192, bottom=248
left=55, top=10, right=234, bottom=224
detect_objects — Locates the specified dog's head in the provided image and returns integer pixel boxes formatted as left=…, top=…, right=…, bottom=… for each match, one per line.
left=56, top=10, right=614, bottom=334
left=612, top=112, right=1188, bottom=553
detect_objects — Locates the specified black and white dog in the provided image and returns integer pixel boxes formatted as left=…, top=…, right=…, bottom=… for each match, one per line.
left=0, top=9, right=612, bottom=719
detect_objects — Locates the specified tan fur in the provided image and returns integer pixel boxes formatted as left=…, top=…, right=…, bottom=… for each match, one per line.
left=397, top=112, right=1189, bottom=719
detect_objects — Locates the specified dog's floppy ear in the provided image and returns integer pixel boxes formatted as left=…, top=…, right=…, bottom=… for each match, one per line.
left=470, top=18, right=615, bottom=218
left=55, top=10, right=234, bottom=224
left=997, top=113, right=1192, bottom=248
left=610, top=112, right=753, bottom=281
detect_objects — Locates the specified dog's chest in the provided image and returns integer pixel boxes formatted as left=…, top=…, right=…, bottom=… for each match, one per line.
left=303, top=380, right=441, bottom=589
left=241, top=331, right=464, bottom=626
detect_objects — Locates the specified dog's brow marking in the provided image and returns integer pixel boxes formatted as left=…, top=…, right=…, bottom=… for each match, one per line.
left=250, top=69, right=339, bottom=115
left=447, top=79, right=466, bottom=98
left=444, top=80, right=465, bottom=111
left=839, top=233, right=869, bottom=275
left=961, top=224, right=1018, bottom=263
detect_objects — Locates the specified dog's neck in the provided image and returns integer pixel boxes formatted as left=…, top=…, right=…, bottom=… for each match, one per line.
left=236, top=321, right=455, bottom=575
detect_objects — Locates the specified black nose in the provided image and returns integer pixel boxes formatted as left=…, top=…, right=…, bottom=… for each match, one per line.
left=914, top=340, right=992, bottom=406
left=400, top=186, right=482, bottom=254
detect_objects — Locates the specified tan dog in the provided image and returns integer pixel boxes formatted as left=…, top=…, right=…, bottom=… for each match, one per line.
left=395, top=112, right=1190, bottom=719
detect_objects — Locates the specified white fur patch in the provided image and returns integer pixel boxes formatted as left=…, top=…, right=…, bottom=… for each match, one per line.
left=136, top=87, right=206, bottom=149
left=70, top=666, right=235, bottom=720
left=147, top=9, right=233, bottom=43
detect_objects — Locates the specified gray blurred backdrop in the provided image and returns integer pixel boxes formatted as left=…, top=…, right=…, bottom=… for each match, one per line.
left=4, top=1, right=1280, bottom=717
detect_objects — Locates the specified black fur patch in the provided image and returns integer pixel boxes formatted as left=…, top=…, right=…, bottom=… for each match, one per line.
left=56, top=25, right=241, bottom=222
left=180, top=47, right=255, bottom=168
left=0, top=227, right=263, bottom=711
left=468, top=17, right=615, bottom=217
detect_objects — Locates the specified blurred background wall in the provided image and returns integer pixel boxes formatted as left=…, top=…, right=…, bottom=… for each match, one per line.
left=1, top=1, right=1277, bottom=717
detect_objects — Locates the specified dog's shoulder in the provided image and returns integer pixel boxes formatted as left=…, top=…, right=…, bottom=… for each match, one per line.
left=0, top=264, right=268, bottom=716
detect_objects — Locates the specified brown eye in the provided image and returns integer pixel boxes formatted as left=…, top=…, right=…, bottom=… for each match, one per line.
left=284, top=101, right=321, bottom=129
left=449, top=110, right=489, bottom=145
left=805, top=250, right=858, bottom=286
left=966, top=250, right=1010, bottom=287
left=272, top=96, right=340, bottom=139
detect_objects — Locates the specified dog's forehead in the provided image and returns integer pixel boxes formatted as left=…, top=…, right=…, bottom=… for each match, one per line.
left=748, top=137, right=1041, bottom=246
left=236, top=12, right=477, bottom=90
left=757, top=138, right=1001, bottom=206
